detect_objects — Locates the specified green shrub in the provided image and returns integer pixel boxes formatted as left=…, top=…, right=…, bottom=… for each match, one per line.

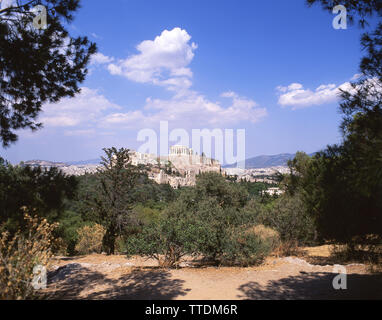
left=0, top=158, right=78, bottom=235
left=126, top=176, right=275, bottom=268
left=57, top=210, right=88, bottom=256
left=194, top=202, right=276, bottom=266
left=247, top=225, right=280, bottom=248
left=126, top=201, right=202, bottom=268
left=221, top=229, right=275, bottom=266
left=132, top=204, right=162, bottom=225
left=257, top=193, right=316, bottom=247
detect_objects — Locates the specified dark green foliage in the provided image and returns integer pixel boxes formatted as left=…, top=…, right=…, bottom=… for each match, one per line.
left=220, top=229, right=275, bottom=266
left=0, top=157, right=78, bottom=234
left=126, top=172, right=275, bottom=267
left=65, top=153, right=176, bottom=255
left=129, top=178, right=176, bottom=205
left=193, top=174, right=278, bottom=265
left=131, top=204, right=163, bottom=225
left=194, top=172, right=249, bottom=208
left=283, top=136, right=382, bottom=245
left=0, top=0, right=96, bottom=146
left=57, top=210, right=89, bottom=255
left=81, top=147, right=148, bottom=255
left=239, top=180, right=279, bottom=204
left=304, top=146, right=382, bottom=244
left=282, top=151, right=313, bottom=196
left=292, top=3, right=382, bottom=246
left=256, top=193, right=316, bottom=245
left=126, top=199, right=203, bottom=268
left=190, top=197, right=271, bottom=266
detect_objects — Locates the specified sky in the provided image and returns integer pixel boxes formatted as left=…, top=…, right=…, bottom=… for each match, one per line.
left=1, top=0, right=379, bottom=164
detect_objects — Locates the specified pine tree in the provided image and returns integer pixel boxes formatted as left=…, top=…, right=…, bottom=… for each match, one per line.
left=0, top=0, right=96, bottom=146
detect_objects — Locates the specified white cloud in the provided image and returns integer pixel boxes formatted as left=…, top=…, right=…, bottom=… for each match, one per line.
left=288, top=83, right=303, bottom=91
left=39, top=87, right=266, bottom=134
left=41, top=116, right=81, bottom=127
left=106, top=27, right=197, bottom=91
left=40, top=87, right=121, bottom=129
left=97, top=28, right=267, bottom=128
left=64, top=129, right=96, bottom=137
left=277, top=81, right=352, bottom=109
left=221, top=91, right=237, bottom=98
left=101, top=90, right=267, bottom=128
left=91, top=52, right=114, bottom=65
left=91, top=33, right=101, bottom=39
left=351, top=73, right=363, bottom=81
left=0, top=0, right=16, bottom=11
left=38, top=28, right=267, bottom=134
left=276, top=73, right=379, bottom=110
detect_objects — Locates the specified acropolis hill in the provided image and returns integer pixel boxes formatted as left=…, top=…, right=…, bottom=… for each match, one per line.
left=130, top=145, right=221, bottom=188
left=23, top=147, right=290, bottom=188
left=23, top=145, right=222, bottom=188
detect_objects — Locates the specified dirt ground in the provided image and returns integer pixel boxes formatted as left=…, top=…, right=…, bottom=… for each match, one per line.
left=43, top=246, right=382, bottom=300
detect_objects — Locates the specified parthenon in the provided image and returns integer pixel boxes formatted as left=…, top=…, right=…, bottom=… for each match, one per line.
left=129, top=145, right=221, bottom=188
left=170, top=145, right=194, bottom=156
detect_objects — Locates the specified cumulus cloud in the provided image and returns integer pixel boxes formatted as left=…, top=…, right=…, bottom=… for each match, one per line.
left=91, top=52, right=114, bottom=65
left=275, top=73, right=378, bottom=109
left=276, top=81, right=352, bottom=109
left=101, top=90, right=267, bottom=128
left=277, top=75, right=382, bottom=110
left=39, top=28, right=267, bottom=134
left=106, top=27, right=197, bottom=91
left=39, top=87, right=121, bottom=130
left=39, top=86, right=265, bottom=132
left=92, top=28, right=266, bottom=128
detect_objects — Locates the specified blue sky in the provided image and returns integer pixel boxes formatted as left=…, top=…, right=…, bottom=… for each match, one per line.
left=1, top=0, right=379, bottom=163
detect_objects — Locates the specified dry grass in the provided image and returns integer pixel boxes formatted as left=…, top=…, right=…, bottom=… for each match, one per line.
left=302, top=245, right=334, bottom=258
left=75, top=224, right=105, bottom=255
left=0, top=212, right=59, bottom=300
left=273, top=240, right=304, bottom=257
left=298, top=244, right=382, bottom=273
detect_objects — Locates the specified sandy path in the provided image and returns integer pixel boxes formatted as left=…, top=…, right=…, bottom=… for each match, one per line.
left=44, top=253, right=382, bottom=300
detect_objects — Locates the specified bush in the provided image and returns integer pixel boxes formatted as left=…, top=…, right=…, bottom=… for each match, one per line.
left=193, top=199, right=273, bottom=266
left=57, top=210, right=88, bottom=256
left=258, top=193, right=316, bottom=248
left=222, top=229, right=276, bottom=266
left=126, top=200, right=202, bottom=268
left=115, top=236, right=127, bottom=254
left=247, top=225, right=280, bottom=248
left=0, top=158, right=78, bottom=235
left=74, top=224, right=105, bottom=255
left=0, top=213, right=58, bottom=300
left=132, top=204, right=162, bottom=225
left=126, top=182, right=276, bottom=268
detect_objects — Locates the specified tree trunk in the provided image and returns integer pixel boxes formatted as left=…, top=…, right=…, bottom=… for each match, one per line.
left=103, top=227, right=116, bottom=255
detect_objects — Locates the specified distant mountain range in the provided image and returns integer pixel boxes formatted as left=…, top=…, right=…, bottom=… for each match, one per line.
left=23, top=159, right=101, bottom=167
left=23, top=153, right=315, bottom=170
left=224, top=153, right=315, bottom=169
